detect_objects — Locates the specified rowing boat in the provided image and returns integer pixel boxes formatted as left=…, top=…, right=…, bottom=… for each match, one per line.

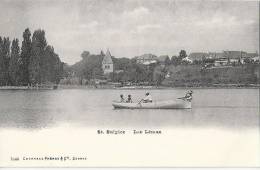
left=112, top=99, right=191, bottom=109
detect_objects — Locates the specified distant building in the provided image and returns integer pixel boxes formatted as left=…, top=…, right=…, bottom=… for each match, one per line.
left=188, top=50, right=258, bottom=66
left=224, top=51, right=247, bottom=63
left=182, top=57, right=192, bottom=63
left=252, top=56, right=259, bottom=62
left=102, top=49, right=114, bottom=74
left=209, top=51, right=244, bottom=66
left=165, top=72, right=171, bottom=78
left=208, top=52, right=227, bottom=66
left=136, top=53, right=158, bottom=65
left=214, top=59, right=229, bottom=67
left=208, top=52, right=225, bottom=59
left=114, top=70, right=124, bottom=74
left=246, top=52, right=259, bottom=62
left=246, top=52, right=258, bottom=58
left=188, top=52, right=209, bottom=62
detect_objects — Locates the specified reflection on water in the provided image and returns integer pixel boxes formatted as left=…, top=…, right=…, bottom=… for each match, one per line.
left=0, top=89, right=259, bottom=129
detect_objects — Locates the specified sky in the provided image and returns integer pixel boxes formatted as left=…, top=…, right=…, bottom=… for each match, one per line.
left=0, top=0, right=259, bottom=64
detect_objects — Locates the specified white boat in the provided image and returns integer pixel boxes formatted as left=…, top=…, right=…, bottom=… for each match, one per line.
left=112, top=99, right=191, bottom=109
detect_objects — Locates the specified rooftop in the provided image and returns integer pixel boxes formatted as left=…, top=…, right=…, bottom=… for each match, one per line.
left=188, top=52, right=209, bottom=60
left=102, top=49, right=113, bottom=64
left=136, top=53, right=157, bottom=60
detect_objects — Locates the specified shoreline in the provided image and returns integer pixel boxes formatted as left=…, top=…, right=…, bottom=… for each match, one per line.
left=0, top=85, right=57, bottom=90
left=0, top=84, right=259, bottom=90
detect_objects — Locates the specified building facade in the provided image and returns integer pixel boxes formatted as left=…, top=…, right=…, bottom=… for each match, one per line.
left=188, top=52, right=209, bottom=62
left=136, top=54, right=158, bottom=65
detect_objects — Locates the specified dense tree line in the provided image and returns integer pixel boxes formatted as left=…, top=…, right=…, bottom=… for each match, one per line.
left=0, top=28, right=63, bottom=86
left=112, top=50, right=187, bottom=85
left=110, top=57, right=155, bottom=83
left=70, top=51, right=104, bottom=84
left=65, top=48, right=259, bottom=87
left=65, top=52, right=157, bottom=85
left=0, top=37, right=11, bottom=85
left=67, top=50, right=189, bottom=86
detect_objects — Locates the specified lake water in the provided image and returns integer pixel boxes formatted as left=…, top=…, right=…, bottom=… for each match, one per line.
left=0, top=88, right=259, bottom=167
left=0, top=88, right=258, bottom=129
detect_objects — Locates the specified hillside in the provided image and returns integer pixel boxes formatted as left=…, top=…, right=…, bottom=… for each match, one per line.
left=163, top=65, right=259, bottom=87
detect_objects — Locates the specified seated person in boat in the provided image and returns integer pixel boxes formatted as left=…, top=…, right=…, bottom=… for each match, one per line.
left=120, top=94, right=125, bottom=102
left=126, top=94, right=133, bottom=103
left=184, top=90, right=193, bottom=101
left=141, top=92, right=152, bottom=103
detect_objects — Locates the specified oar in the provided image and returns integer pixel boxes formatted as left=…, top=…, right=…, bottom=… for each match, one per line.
left=137, top=99, right=143, bottom=107
left=137, top=98, right=145, bottom=103
left=177, top=97, right=186, bottom=100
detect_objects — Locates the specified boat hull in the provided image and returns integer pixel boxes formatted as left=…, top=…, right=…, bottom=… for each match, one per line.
left=112, top=100, right=191, bottom=109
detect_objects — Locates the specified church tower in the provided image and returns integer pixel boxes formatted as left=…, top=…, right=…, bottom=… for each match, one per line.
left=102, top=49, right=114, bottom=74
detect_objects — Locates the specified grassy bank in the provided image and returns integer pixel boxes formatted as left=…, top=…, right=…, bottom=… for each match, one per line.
left=163, top=64, right=259, bottom=87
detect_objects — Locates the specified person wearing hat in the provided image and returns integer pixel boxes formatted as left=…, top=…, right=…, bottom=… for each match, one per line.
left=184, top=90, right=193, bottom=101
left=141, top=92, right=152, bottom=103
left=120, top=94, right=125, bottom=103
left=126, top=94, right=133, bottom=103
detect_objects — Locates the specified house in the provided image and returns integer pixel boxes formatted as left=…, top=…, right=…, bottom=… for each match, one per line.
left=136, top=53, right=158, bottom=65
left=214, top=59, right=229, bottom=66
left=188, top=52, right=209, bottom=62
left=102, top=49, right=114, bottom=74
left=246, top=52, right=259, bottom=62
left=208, top=52, right=227, bottom=66
left=252, top=56, right=259, bottom=62
left=208, top=52, right=225, bottom=59
left=211, top=51, right=247, bottom=66
left=246, top=52, right=258, bottom=58
left=114, top=70, right=124, bottom=74
left=223, top=51, right=247, bottom=63
left=182, top=57, right=192, bottom=63
left=165, top=72, right=171, bottom=78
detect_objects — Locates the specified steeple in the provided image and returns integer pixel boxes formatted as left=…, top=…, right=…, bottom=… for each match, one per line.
left=102, top=49, right=114, bottom=74
left=102, top=49, right=113, bottom=64
left=106, top=49, right=111, bottom=57
left=100, top=50, right=105, bottom=56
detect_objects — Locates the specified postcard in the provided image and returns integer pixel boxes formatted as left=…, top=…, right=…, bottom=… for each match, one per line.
left=0, top=0, right=259, bottom=167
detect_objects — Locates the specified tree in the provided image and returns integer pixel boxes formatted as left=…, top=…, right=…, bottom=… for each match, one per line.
left=244, top=57, right=253, bottom=64
left=134, top=63, right=148, bottom=82
left=43, top=45, right=63, bottom=84
left=0, top=37, right=3, bottom=84
left=153, top=66, right=167, bottom=86
left=29, top=29, right=46, bottom=84
left=179, top=50, right=187, bottom=60
left=193, top=59, right=202, bottom=65
left=171, top=55, right=181, bottom=66
left=81, top=51, right=90, bottom=59
left=0, top=37, right=11, bottom=85
left=0, top=28, right=64, bottom=86
left=165, top=56, right=171, bottom=66
left=172, top=50, right=189, bottom=65
left=19, top=28, right=32, bottom=85
left=29, top=29, right=63, bottom=84
left=9, top=39, right=20, bottom=85
left=72, top=52, right=104, bottom=82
